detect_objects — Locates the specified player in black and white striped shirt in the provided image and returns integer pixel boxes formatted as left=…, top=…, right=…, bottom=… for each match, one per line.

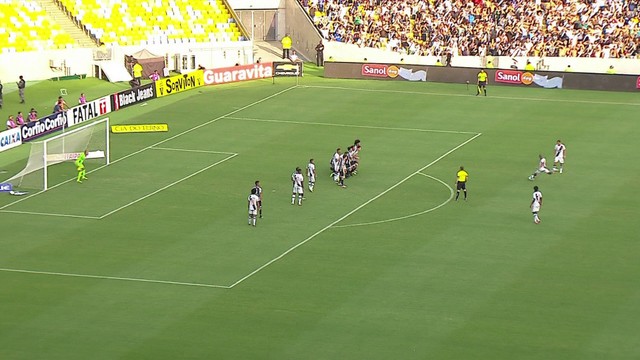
left=252, top=180, right=263, bottom=218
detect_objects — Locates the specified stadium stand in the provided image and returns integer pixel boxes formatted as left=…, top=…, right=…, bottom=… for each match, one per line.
left=301, top=0, right=640, bottom=58
left=0, top=0, right=76, bottom=52
left=57, top=0, right=245, bottom=46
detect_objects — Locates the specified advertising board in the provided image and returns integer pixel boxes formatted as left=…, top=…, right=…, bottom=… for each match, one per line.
left=66, top=95, right=112, bottom=128
left=155, top=70, right=205, bottom=97
left=0, top=127, right=22, bottom=152
left=204, top=63, right=274, bottom=85
left=21, top=112, right=67, bottom=142
left=273, top=62, right=303, bottom=77
left=112, top=83, right=156, bottom=110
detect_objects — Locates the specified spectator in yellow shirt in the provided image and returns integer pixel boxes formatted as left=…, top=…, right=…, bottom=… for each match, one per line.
left=132, top=61, right=143, bottom=86
left=281, top=34, right=292, bottom=59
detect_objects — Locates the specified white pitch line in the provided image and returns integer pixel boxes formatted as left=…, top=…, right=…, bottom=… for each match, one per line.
left=0, top=268, right=230, bottom=289
left=98, top=154, right=237, bottom=219
left=0, top=86, right=296, bottom=211
left=228, top=132, right=482, bottom=288
left=0, top=209, right=100, bottom=220
left=151, top=147, right=238, bottom=155
left=332, top=173, right=454, bottom=228
left=224, top=116, right=479, bottom=135
left=301, top=85, right=640, bottom=107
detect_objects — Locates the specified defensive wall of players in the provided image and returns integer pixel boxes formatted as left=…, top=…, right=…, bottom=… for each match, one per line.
left=0, top=61, right=301, bottom=153
left=325, top=61, right=640, bottom=92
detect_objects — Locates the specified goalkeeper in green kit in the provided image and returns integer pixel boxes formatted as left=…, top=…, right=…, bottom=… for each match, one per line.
left=75, top=150, right=88, bottom=183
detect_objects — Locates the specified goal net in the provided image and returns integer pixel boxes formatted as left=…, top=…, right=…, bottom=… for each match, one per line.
left=4, top=117, right=110, bottom=191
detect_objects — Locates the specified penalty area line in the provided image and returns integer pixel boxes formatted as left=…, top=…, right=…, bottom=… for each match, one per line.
left=0, top=268, right=231, bottom=289
left=227, top=132, right=482, bottom=288
left=0, top=209, right=100, bottom=219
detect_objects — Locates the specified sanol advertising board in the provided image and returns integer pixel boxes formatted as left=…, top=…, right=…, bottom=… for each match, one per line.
left=204, top=63, right=274, bottom=85
left=361, top=63, right=427, bottom=81
left=494, top=69, right=534, bottom=85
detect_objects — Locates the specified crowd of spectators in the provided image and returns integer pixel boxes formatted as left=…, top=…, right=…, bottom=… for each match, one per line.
left=299, top=0, right=640, bottom=58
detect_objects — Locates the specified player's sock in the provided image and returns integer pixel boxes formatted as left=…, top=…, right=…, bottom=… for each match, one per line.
left=484, top=89, right=487, bottom=96
left=455, top=191, right=459, bottom=200
left=81, top=170, right=87, bottom=179
left=291, top=194, right=295, bottom=205
left=77, top=172, right=82, bottom=182
left=252, top=217, right=256, bottom=226
left=248, top=216, right=251, bottom=225
left=259, top=209, right=262, bottom=218
left=476, top=86, right=480, bottom=96
left=298, top=195, right=302, bottom=205
left=464, top=191, right=467, bottom=200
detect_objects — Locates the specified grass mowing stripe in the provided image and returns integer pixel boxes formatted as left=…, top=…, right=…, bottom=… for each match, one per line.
left=0, top=85, right=297, bottom=211
left=224, top=116, right=480, bottom=135
left=332, top=172, right=455, bottom=228
left=303, top=85, right=640, bottom=106
left=227, top=132, right=482, bottom=288
left=0, top=267, right=231, bottom=288
left=150, top=147, right=238, bottom=155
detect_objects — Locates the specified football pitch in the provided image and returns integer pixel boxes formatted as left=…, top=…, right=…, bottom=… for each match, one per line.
left=0, top=69, right=639, bottom=359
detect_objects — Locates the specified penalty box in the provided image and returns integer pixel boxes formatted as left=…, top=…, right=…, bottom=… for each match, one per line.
left=0, top=147, right=237, bottom=219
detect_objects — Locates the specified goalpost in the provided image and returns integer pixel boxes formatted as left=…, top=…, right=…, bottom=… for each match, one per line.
left=5, top=117, right=110, bottom=191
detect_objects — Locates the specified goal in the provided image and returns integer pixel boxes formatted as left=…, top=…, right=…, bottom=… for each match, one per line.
left=5, top=117, right=110, bottom=190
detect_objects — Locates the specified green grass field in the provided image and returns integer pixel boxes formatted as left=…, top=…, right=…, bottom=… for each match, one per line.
left=1, top=68, right=639, bottom=359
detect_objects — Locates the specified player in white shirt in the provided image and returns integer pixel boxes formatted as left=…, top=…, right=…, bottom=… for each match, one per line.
left=529, top=154, right=553, bottom=180
left=252, top=180, right=263, bottom=218
left=553, top=140, right=566, bottom=173
left=247, top=188, right=260, bottom=226
left=291, top=167, right=304, bottom=205
left=307, top=159, right=316, bottom=192
left=530, top=185, right=543, bottom=224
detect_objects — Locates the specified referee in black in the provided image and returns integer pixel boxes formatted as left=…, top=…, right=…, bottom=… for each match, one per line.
left=455, top=166, right=469, bottom=201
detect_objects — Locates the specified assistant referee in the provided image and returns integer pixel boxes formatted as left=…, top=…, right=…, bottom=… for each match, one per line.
left=476, top=68, right=487, bottom=96
left=455, top=166, right=468, bottom=201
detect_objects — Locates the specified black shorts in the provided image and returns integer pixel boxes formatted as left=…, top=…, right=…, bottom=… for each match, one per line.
left=456, top=181, right=466, bottom=190
left=478, top=81, right=487, bottom=87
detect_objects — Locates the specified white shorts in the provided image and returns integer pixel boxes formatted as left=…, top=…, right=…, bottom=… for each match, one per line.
left=537, top=167, right=551, bottom=174
left=308, top=176, right=315, bottom=183
left=293, top=185, right=304, bottom=194
left=249, top=209, right=257, bottom=215
left=554, top=156, right=564, bottom=164
left=531, top=203, right=540, bottom=213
